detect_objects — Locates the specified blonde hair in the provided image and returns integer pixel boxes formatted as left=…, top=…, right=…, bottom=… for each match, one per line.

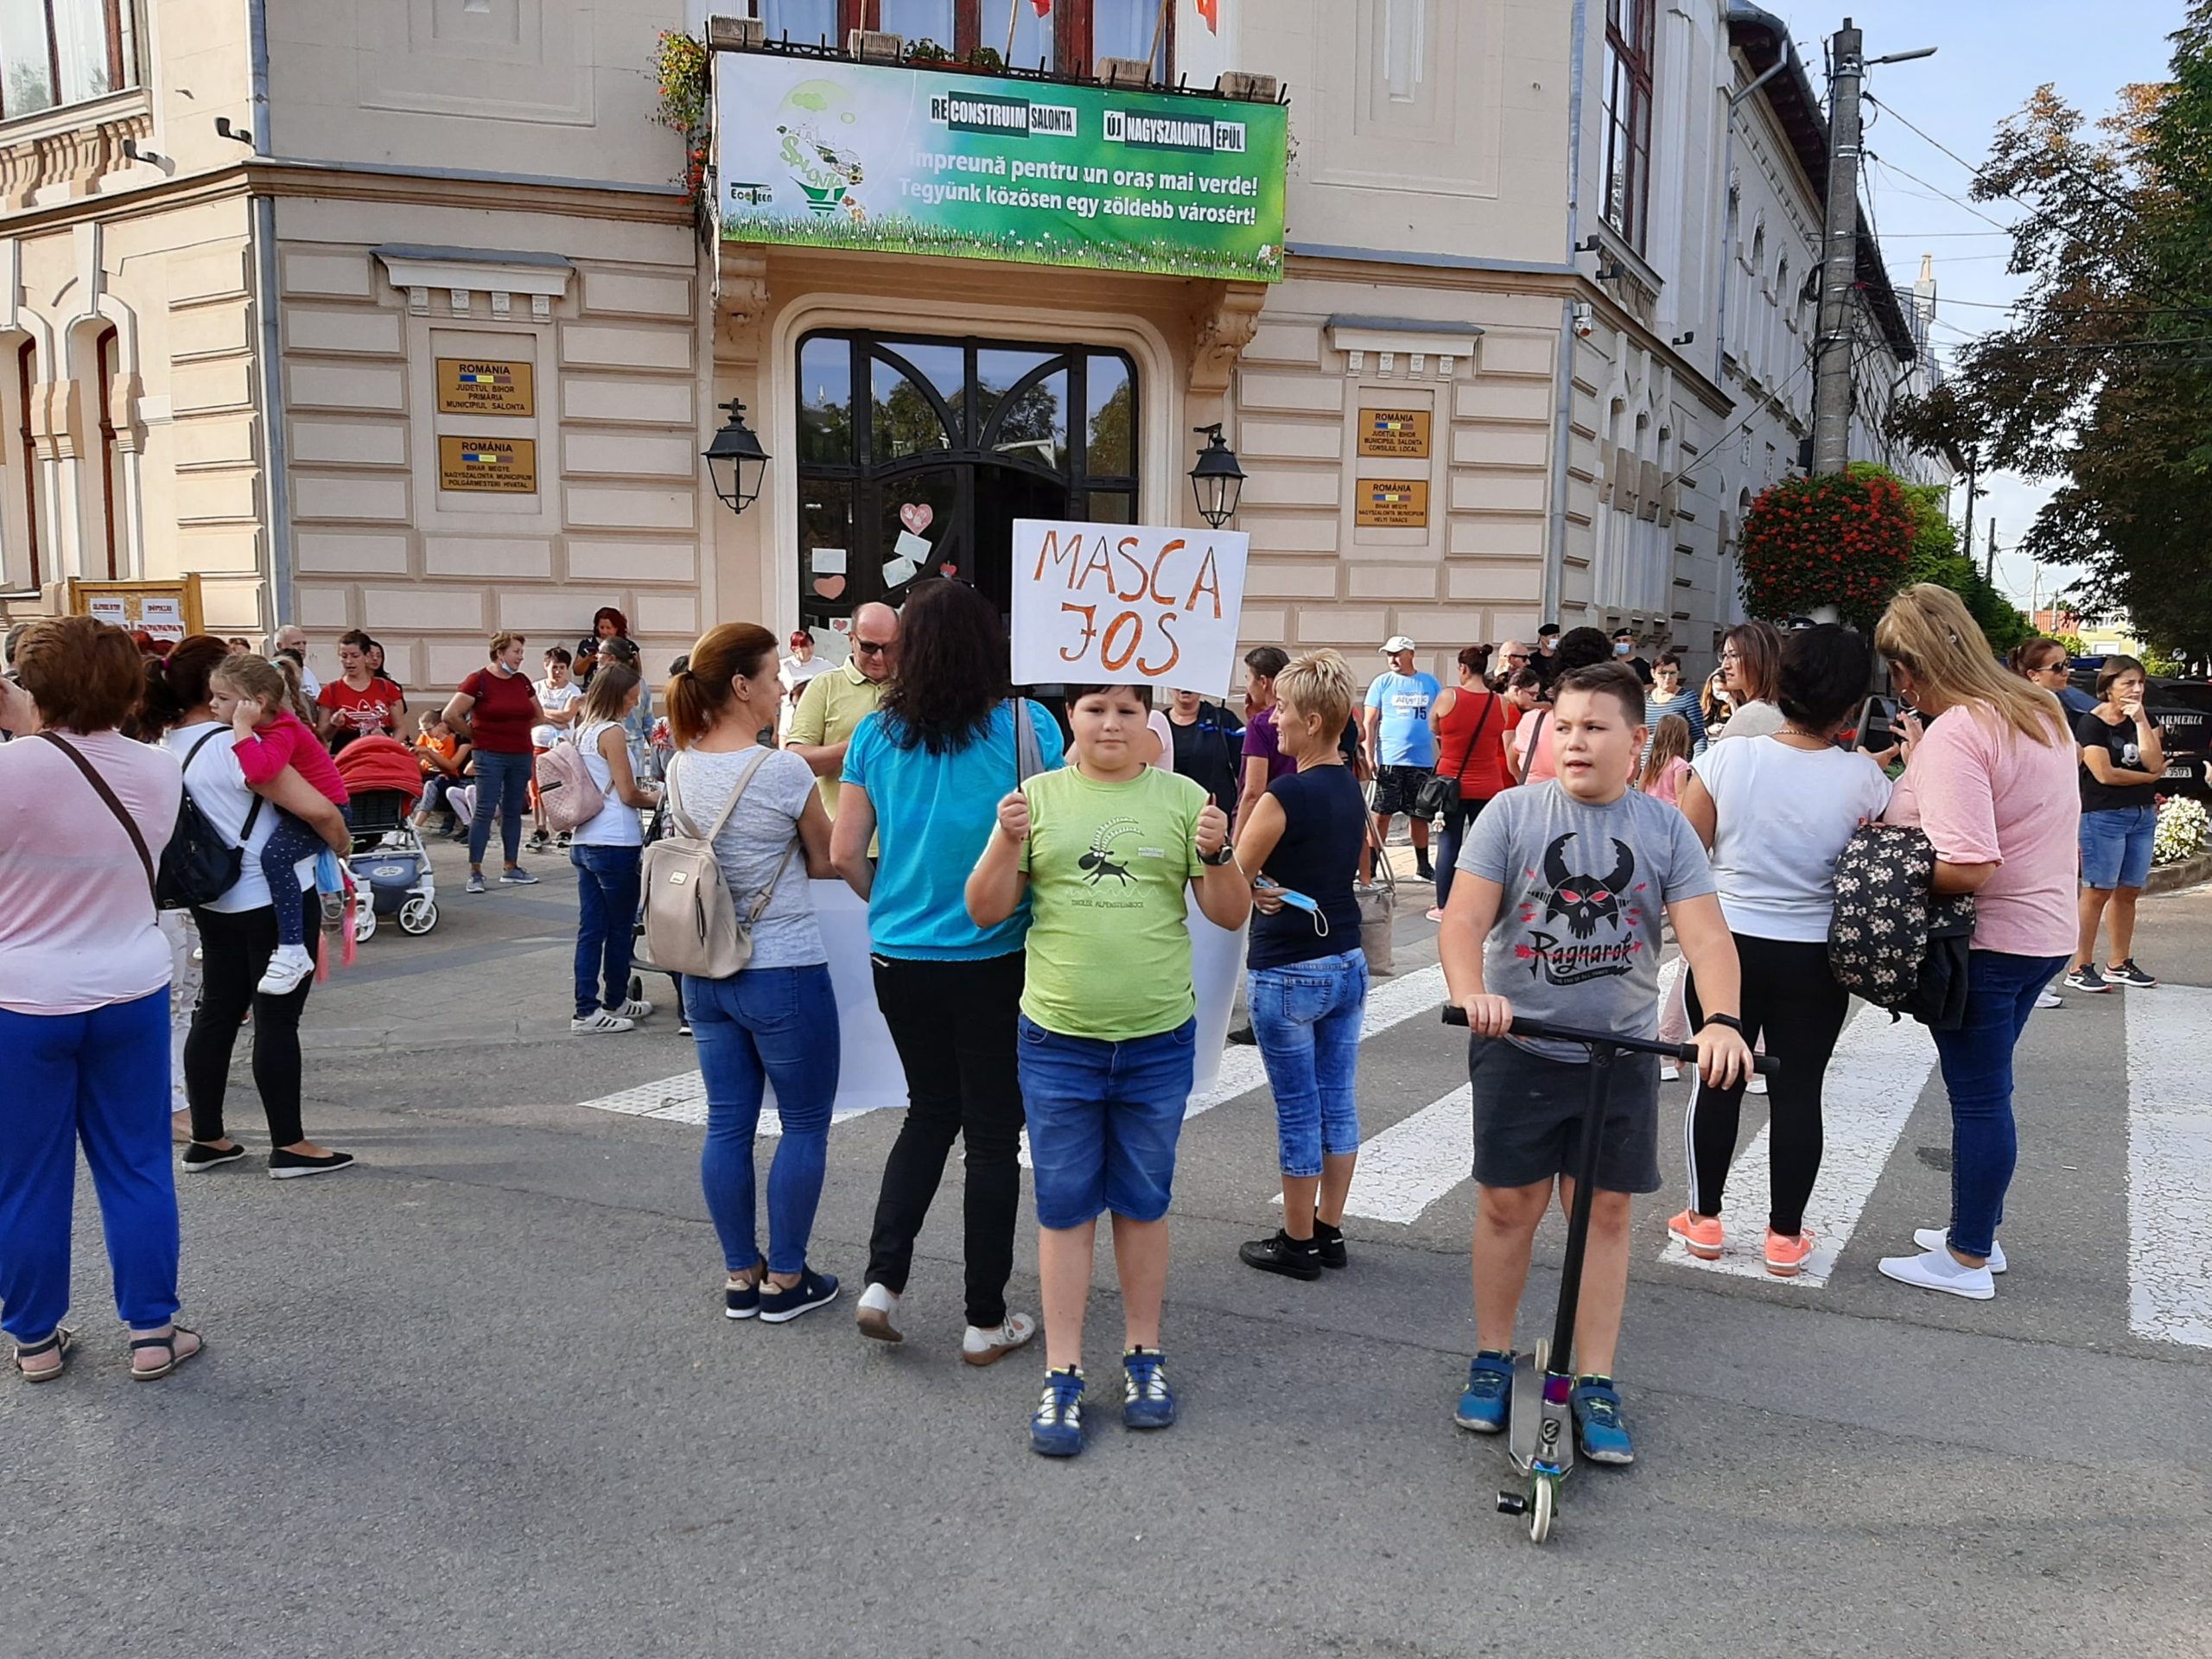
left=1273, top=648, right=1355, bottom=737
left=1874, top=584, right=2064, bottom=746
left=1639, top=713, right=1694, bottom=792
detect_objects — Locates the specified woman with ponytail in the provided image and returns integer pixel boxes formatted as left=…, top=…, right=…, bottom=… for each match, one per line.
left=664, top=624, right=842, bottom=1325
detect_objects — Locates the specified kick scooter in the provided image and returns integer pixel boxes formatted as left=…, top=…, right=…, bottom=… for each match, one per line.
left=1443, top=1007, right=1778, bottom=1543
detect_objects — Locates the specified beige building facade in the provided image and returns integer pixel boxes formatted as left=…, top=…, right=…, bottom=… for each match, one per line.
left=0, top=0, right=1927, bottom=697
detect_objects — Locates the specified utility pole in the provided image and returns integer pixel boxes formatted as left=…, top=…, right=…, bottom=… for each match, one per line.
left=1810, top=19, right=1866, bottom=476
left=1959, top=453, right=1978, bottom=569
left=1984, top=518, right=1998, bottom=585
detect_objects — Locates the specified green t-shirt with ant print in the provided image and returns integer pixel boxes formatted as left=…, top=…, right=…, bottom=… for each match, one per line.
left=1017, top=764, right=1208, bottom=1040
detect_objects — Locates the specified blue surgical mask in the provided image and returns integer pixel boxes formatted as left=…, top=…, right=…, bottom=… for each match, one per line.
left=1614, top=641, right=1632, bottom=657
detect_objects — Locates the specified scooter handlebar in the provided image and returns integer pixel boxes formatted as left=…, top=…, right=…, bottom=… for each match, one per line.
left=1439, top=1005, right=1781, bottom=1076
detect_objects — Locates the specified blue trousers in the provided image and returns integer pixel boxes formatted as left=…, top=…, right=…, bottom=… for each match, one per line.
left=1934, top=950, right=2069, bottom=1258
left=0, top=991, right=181, bottom=1344
left=571, top=843, right=642, bottom=1019
left=690, top=964, right=841, bottom=1276
left=468, top=749, right=532, bottom=869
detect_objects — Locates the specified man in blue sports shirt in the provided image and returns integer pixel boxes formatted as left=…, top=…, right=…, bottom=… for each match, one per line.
left=1363, top=634, right=1444, bottom=882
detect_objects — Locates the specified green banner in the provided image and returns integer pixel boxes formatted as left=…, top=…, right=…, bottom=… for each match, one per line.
left=713, top=48, right=1287, bottom=283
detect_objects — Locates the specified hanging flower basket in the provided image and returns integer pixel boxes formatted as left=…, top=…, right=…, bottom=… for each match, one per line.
left=652, top=30, right=711, bottom=206
left=1738, top=470, right=1919, bottom=630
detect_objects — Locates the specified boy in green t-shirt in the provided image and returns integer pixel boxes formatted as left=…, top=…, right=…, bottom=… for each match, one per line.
left=968, top=683, right=1251, bottom=1459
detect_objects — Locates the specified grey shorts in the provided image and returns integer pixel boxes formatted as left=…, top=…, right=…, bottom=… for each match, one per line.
left=1468, top=1037, right=1662, bottom=1194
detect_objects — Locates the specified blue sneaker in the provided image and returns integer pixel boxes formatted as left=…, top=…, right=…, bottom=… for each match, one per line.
left=1122, top=1346, right=1177, bottom=1429
left=757, top=1267, right=838, bottom=1324
left=1030, top=1367, right=1087, bottom=1458
left=1454, top=1351, right=1514, bottom=1433
left=1571, top=1377, right=1635, bottom=1465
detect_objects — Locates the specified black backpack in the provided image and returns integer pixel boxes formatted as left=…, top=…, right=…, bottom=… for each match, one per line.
left=158, top=728, right=263, bottom=910
left=1827, top=823, right=1976, bottom=1029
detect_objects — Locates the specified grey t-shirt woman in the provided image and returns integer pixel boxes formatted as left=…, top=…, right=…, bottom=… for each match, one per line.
left=664, top=746, right=825, bottom=969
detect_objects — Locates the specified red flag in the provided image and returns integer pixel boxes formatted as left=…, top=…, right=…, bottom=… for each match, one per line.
left=1031, top=0, right=1050, bottom=13
left=1195, top=0, right=1218, bottom=31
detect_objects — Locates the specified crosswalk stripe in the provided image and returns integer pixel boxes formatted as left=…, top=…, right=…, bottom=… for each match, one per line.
left=2126, top=984, right=2212, bottom=1347
left=1184, top=961, right=1448, bottom=1118
left=1656, top=1003, right=1940, bottom=1286
left=1334, top=1085, right=1473, bottom=1224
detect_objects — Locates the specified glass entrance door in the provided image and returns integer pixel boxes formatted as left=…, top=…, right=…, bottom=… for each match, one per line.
left=793, top=330, right=1139, bottom=640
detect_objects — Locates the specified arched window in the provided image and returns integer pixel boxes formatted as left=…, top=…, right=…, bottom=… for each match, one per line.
left=8, top=340, right=41, bottom=593
left=92, top=324, right=120, bottom=579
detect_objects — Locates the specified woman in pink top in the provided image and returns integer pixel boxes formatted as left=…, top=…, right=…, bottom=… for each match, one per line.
left=0, top=616, right=200, bottom=1381
left=1872, top=586, right=2078, bottom=1303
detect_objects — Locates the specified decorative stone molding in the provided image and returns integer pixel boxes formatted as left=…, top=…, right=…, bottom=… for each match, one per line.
left=1188, top=280, right=1267, bottom=396
left=715, top=245, right=770, bottom=333
left=1325, top=315, right=1482, bottom=380
left=0, top=98, right=152, bottom=210
left=373, top=245, right=573, bottom=321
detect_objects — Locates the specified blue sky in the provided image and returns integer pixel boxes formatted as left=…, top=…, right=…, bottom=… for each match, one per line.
left=1774, top=1, right=2181, bottom=612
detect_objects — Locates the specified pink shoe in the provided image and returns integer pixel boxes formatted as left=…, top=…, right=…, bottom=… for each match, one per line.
left=1425, top=906, right=1446, bottom=922
left=1764, top=1227, right=1817, bottom=1278
left=1668, top=1210, right=1723, bottom=1261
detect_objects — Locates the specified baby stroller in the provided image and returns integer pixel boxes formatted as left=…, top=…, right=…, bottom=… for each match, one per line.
left=334, top=736, right=439, bottom=941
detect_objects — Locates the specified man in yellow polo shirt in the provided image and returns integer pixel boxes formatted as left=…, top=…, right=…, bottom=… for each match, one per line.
left=787, top=601, right=899, bottom=816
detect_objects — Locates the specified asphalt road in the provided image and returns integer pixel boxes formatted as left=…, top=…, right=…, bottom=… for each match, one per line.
left=6, top=837, right=2210, bottom=1659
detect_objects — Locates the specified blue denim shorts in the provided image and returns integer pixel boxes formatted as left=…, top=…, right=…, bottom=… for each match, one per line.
left=2080, top=803, right=2157, bottom=890
left=1017, top=1014, right=1198, bottom=1229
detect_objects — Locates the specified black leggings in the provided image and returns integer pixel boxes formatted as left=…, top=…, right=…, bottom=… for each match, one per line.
left=184, top=894, right=316, bottom=1147
left=1684, top=932, right=1851, bottom=1237
left=864, top=951, right=1026, bottom=1329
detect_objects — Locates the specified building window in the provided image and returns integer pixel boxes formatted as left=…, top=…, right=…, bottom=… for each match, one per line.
left=0, top=0, right=139, bottom=121
left=793, top=328, right=1138, bottom=631
left=1599, top=0, right=1653, bottom=251
left=10, top=339, right=40, bottom=591
left=93, top=323, right=118, bottom=578
left=759, top=2, right=1166, bottom=78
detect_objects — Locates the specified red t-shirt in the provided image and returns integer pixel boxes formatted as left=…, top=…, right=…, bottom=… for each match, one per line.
left=458, top=666, right=539, bottom=754
left=316, top=676, right=404, bottom=739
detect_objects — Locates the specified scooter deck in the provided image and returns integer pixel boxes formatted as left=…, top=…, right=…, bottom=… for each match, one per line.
left=1505, top=1352, right=1573, bottom=1476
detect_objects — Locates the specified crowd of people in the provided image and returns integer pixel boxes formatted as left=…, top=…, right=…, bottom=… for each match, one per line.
left=0, top=588, right=2149, bottom=1478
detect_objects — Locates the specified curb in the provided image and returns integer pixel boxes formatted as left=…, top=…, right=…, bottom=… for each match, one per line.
left=2148, top=851, right=2212, bottom=895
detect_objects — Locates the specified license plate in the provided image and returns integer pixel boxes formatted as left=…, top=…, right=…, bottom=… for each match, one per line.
left=2166, top=761, right=2197, bottom=780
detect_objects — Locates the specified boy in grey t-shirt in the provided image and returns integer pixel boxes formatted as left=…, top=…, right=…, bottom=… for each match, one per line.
left=1437, top=662, right=1752, bottom=1467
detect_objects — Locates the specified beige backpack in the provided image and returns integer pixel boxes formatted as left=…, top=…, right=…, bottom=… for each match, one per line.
left=637, top=749, right=798, bottom=979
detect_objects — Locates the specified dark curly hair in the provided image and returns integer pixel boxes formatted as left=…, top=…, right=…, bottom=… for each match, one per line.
left=876, top=578, right=1010, bottom=754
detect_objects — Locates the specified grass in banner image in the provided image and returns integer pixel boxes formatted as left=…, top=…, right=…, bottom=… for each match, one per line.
left=713, top=51, right=1287, bottom=281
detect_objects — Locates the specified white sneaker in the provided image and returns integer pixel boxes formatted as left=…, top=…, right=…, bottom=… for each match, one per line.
left=607, top=997, right=654, bottom=1020
left=2034, top=988, right=2063, bottom=1010
left=256, top=944, right=315, bottom=996
left=855, top=1282, right=902, bottom=1344
left=569, top=1010, right=635, bottom=1035
left=1660, top=1060, right=1681, bottom=1083
left=1914, top=1227, right=2006, bottom=1274
left=1878, top=1245, right=1995, bottom=1300
left=962, top=1311, right=1038, bottom=1367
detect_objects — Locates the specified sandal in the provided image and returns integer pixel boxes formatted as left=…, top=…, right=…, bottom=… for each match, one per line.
left=14, top=1326, right=74, bottom=1382
left=128, top=1325, right=204, bottom=1382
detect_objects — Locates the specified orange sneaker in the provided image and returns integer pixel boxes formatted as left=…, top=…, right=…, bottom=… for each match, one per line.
left=1764, top=1227, right=1817, bottom=1278
left=1668, top=1210, right=1723, bottom=1260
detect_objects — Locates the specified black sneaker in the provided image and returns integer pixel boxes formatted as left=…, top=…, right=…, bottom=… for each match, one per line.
left=1238, top=1230, right=1323, bottom=1281
left=1312, top=1218, right=1348, bottom=1270
left=758, top=1267, right=839, bottom=1324
left=1414, top=856, right=1436, bottom=882
left=181, top=1141, right=248, bottom=1173
left=2063, top=963, right=2113, bottom=994
left=2106, top=958, right=2158, bottom=988
left=268, top=1148, right=355, bottom=1180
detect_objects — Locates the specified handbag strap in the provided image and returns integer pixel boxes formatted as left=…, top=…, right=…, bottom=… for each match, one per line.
left=182, top=725, right=264, bottom=848
left=1522, top=708, right=1550, bottom=778
left=664, top=747, right=763, bottom=843
left=38, top=731, right=156, bottom=906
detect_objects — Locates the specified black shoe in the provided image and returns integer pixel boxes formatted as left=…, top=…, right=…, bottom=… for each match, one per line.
left=1313, top=1218, right=1348, bottom=1270
left=1239, top=1230, right=1323, bottom=1281
left=1226, top=1022, right=1257, bottom=1046
left=1414, top=857, right=1436, bottom=882
left=181, top=1141, right=248, bottom=1173
left=268, top=1148, right=356, bottom=1180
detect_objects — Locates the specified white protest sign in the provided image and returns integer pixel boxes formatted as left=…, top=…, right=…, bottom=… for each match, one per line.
left=1010, top=520, right=1249, bottom=692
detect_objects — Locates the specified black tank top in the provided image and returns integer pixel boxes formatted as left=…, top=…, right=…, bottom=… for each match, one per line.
left=1249, top=764, right=1367, bottom=970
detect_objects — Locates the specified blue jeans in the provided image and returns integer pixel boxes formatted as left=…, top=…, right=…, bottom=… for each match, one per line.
left=468, top=749, right=532, bottom=869
left=1933, top=950, right=2067, bottom=1258
left=2080, top=803, right=2157, bottom=890
left=1434, top=794, right=1491, bottom=912
left=571, top=843, right=641, bottom=1019
left=1249, top=949, right=1369, bottom=1177
left=0, top=991, right=180, bottom=1344
left=690, top=964, right=840, bottom=1276
left=1018, top=1014, right=1197, bottom=1228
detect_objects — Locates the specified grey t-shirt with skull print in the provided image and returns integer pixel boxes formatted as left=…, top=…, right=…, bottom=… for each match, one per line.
left=1458, top=779, right=1715, bottom=1062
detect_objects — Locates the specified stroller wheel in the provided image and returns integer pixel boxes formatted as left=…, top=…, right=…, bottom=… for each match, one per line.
left=399, top=897, right=439, bottom=936
left=352, top=906, right=378, bottom=944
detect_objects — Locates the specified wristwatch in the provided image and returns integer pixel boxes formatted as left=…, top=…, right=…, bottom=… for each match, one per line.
left=1699, top=1012, right=1745, bottom=1035
left=1198, top=844, right=1236, bottom=867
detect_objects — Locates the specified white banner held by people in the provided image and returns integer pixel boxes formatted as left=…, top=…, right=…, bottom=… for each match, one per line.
left=1010, top=520, right=1250, bottom=693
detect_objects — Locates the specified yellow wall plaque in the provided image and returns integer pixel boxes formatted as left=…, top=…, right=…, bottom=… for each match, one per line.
left=1357, top=408, right=1431, bottom=459
left=438, top=435, right=537, bottom=494
left=1355, top=478, right=1429, bottom=528
left=435, top=358, right=535, bottom=417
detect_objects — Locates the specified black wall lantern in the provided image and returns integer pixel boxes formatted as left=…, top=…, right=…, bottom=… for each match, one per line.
left=1188, top=423, right=1245, bottom=529
left=703, top=397, right=770, bottom=516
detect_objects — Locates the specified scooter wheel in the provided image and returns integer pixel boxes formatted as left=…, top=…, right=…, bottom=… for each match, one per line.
left=1529, top=1474, right=1556, bottom=1544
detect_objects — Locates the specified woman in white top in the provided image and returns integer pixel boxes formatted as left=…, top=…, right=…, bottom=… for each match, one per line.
left=568, top=664, right=663, bottom=1035
left=1712, top=620, right=1787, bottom=741
left=664, top=623, right=841, bottom=1325
left=1667, top=626, right=1892, bottom=1279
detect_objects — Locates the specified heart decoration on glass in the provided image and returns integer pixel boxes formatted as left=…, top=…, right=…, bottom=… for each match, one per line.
left=939, top=563, right=958, bottom=578
left=898, top=502, right=933, bottom=534
left=812, top=575, right=846, bottom=599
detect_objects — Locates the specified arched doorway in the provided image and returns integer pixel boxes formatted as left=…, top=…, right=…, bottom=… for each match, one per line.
left=792, top=329, right=1138, bottom=639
